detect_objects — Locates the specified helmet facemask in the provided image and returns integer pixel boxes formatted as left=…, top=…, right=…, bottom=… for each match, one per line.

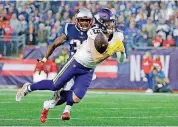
left=102, top=20, right=116, bottom=34
left=76, top=18, right=93, bottom=32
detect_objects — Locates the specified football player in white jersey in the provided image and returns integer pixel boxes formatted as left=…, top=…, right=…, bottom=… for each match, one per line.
left=16, top=8, right=126, bottom=121
left=38, top=8, right=94, bottom=122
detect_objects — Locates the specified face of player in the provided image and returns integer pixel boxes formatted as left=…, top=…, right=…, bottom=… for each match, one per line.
left=103, top=20, right=115, bottom=34
left=77, top=18, right=92, bottom=31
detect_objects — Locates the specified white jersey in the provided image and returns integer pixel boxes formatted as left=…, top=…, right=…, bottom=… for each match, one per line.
left=74, top=26, right=124, bottom=69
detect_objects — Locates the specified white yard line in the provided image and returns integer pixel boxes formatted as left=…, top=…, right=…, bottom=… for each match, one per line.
left=87, top=91, right=178, bottom=96
left=0, top=106, right=177, bottom=111
left=1, top=101, right=177, bottom=106
left=0, top=115, right=178, bottom=121
left=0, top=105, right=176, bottom=111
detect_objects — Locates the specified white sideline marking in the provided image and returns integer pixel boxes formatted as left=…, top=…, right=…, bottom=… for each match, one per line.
left=0, top=91, right=178, bottom=97
left=1, top=97, right=177, bottom=104
left=0, top=101, right=50, bottom=104
left=0, top=93, right=53, bottom=96
left=0, top=118, right=80, bottom=121
left=87, top=91, right=178, bottom=96
left=0, top=88, right=177, bottom=95
left=0, top=115, right=178, bottom=121
left=0, top=106, right=176, bottom=111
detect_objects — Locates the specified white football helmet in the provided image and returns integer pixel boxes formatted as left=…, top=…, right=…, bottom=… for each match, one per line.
left=75, top=8, right=93, bottom=31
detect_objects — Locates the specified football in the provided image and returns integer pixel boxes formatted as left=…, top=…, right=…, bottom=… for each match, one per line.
left=94, top=32, right=108, bottom=54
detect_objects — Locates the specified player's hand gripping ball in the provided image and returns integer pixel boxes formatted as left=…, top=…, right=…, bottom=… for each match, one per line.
left=94, top=32, right=108, bottom=54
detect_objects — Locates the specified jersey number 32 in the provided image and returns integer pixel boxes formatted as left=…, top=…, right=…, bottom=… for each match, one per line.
left=70, top=39, right=86, bottom=55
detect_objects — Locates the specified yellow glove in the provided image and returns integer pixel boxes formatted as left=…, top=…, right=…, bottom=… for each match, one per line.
left=106, top=40, right=125, bottom=56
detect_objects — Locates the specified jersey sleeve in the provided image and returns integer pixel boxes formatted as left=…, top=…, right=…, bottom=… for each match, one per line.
left=58, top=23, right=69, bottom=37
left=115, top=32, right=125, bottom=52
left=117, top=31, right=124, bottom=42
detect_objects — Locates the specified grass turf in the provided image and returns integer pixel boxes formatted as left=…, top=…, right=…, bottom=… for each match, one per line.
left=0, top=89, right=178, bottom=126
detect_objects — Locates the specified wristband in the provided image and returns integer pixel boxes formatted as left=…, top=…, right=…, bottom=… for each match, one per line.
left=42, top=57, right=47, bottom=62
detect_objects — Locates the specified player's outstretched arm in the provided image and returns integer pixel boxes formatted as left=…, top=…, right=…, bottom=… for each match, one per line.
left=116, top=51, right=126, bottom=63
left=44, top=34, right=67, bottom=59
left=35, top=34, right=67, bottom=74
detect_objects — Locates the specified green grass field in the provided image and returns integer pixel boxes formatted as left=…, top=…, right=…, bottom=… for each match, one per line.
left=0, top=89, right=178, bottom=126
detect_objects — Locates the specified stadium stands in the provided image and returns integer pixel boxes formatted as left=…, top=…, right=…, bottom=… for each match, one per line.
left=0, top=1, right=177, bottom=57
left=0, top=1, right=178, bottom=91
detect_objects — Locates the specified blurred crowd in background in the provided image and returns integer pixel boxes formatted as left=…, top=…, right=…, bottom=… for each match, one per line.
left=0, top=1, right=177, bottom=56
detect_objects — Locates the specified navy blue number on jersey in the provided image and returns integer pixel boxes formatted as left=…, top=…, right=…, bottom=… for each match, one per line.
left=58, top=23, right=88, bottom=56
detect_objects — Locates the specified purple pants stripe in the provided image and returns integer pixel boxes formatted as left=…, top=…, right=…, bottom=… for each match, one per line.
left=53, top=56, right=74, bottom=84
left=30, top=57, right=94, bottom=99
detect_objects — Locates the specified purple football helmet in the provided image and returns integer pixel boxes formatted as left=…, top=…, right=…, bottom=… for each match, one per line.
left=94, top=8, right=116, bottom=34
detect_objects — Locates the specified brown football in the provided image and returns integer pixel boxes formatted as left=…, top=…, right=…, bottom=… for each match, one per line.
left=94, top=32, right=108, bottom=54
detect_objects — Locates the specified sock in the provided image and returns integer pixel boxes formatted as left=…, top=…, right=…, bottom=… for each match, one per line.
left=62, top=91, right=77, bottom=113
left=66, top=101, right=74, bottom=106
left=56, top=96, right=66, bottom=106
left=64, top=90, right=74, bottom=104
left=56, top=90, right=74, bottom=106
left=27, top=85, right=32, bottom=92
left=63, top=105, right=72, bottom=113
left=30, top=80, right=56, bottom=91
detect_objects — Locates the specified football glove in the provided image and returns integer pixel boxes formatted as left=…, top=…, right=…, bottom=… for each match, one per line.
left=35, top=58, right=47, bottom=75
left=106, top=40, right=125, bottom=56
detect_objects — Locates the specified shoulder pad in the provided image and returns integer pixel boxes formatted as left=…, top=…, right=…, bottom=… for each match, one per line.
left=58, top=23, right=70, bottom=36
left=87, top=27, right=102, bottom=40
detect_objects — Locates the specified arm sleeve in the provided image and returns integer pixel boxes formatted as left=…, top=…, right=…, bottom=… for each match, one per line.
left=116, top=52, right=126, bottom=63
